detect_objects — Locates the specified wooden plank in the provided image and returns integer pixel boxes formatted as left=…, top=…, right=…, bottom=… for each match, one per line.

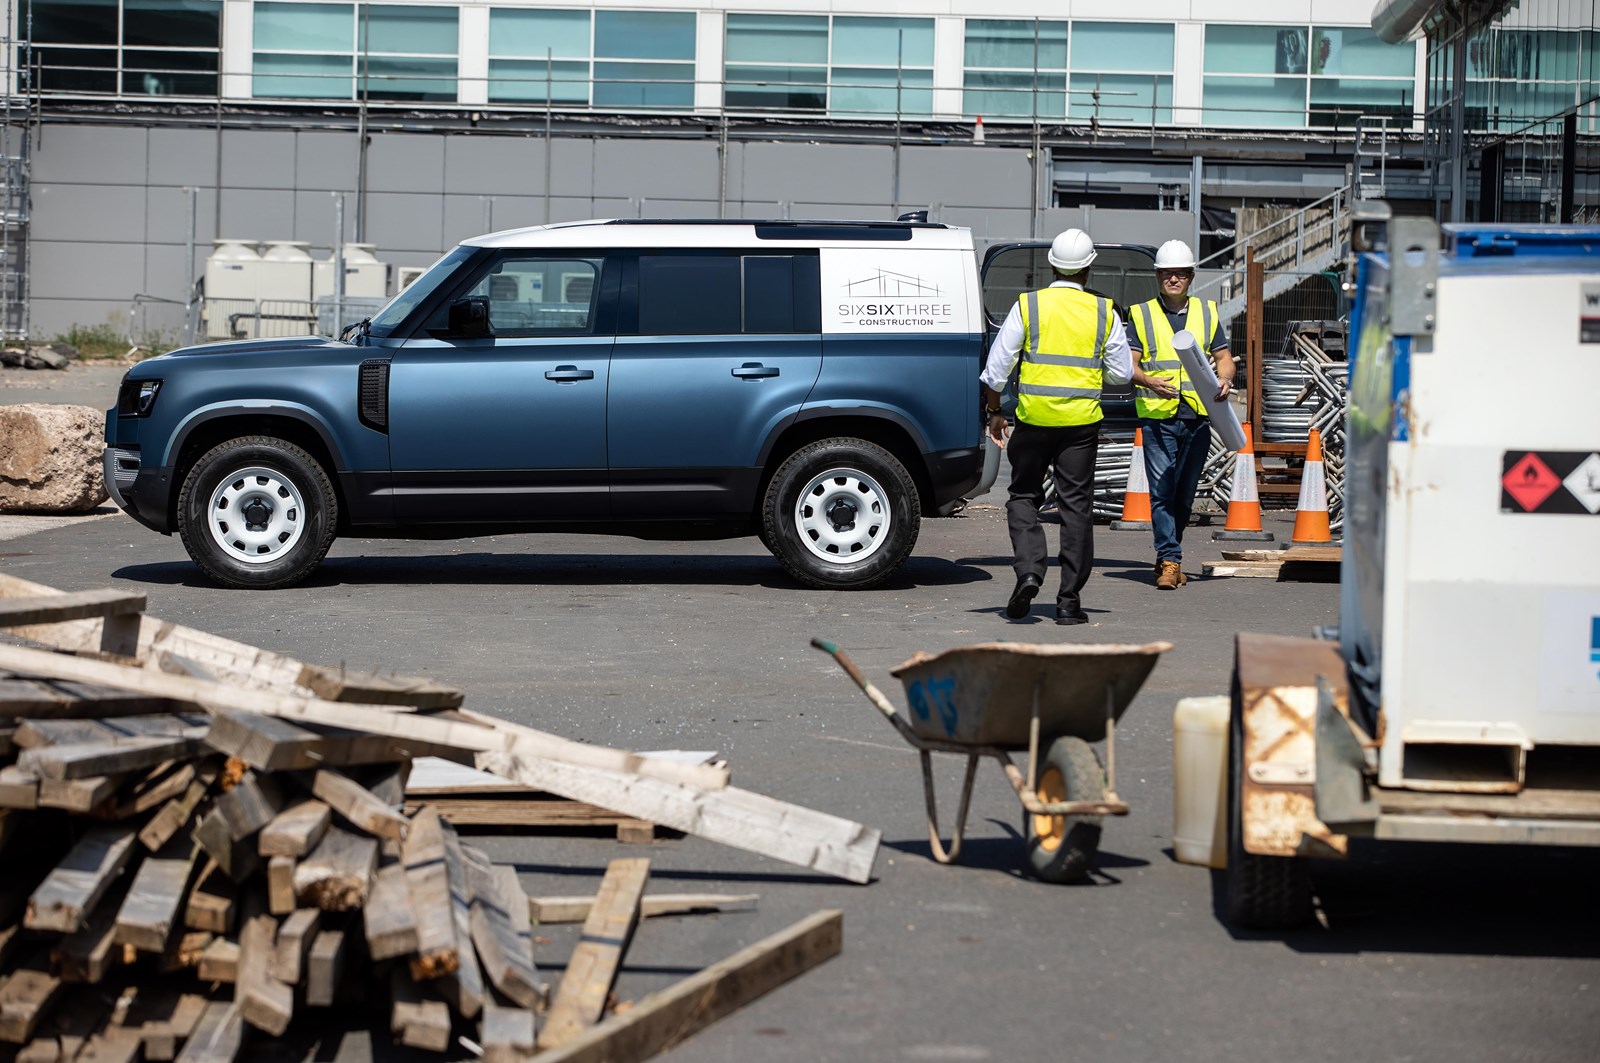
left=20, top=736, right=198, bottom=781
left=0, top=589, right=147, bottom=628
left=536, top=858, right=650, bottom=1051
left=112, top=761, right=196, bottom=820
left=536, top=909, right=844, bottom=1063
left=476, top=749, right=879, bottom=885
left=0, top=678, right=180, bottom=718
left=309, top=769, right=409, bottom=842
left=204, top=711, right=443, bottom=772
left=404, top=796, right=660, bottom=831
left=269, top=908, right=320, bottom=984
left=363, top=862, right=417, bottom=961
left=162, top=930, right=214, bottom=973
left=17, top=713, right=207, bottom=747
left=0, top=765, right=39, bottom=809
left=0, top=964, right=65, bottom=1044
left=292, top=827, right=376, bottom=911
left=389, top=971, right=451, bottom=1052
left=75, top=1028, right=141, bottom=1063
left=172, top=1001, right=243, bottom=1063
left=257, top=799, right=330, bottom=858
left=114, top=837, right=202, bottom=953
left=480, top=1003, right=536, bottom=1063
left=196, top=938, right=238, bottom=984
left=183, top=863, right=236, bottom=934
left=266, top=856, right=296, bottom=915
left=402, top=808, right=458, bottom=979
left=1222, top=546, right=1342, bottom=562
left=27, top=825, right=140, bottom=933
left=237, top=913, right=292, bottom=1036
left=193, top=807, right=259, bottom=882
left=464, top=850, right=542, bottom=1010
left=55, top=878, right=131, bottom=984
left=493, top=865, right=538, bottom=1001
left=139, top=776, right=210, bottom=852
left=14, top=718, right=117, bottom=749
left=212, top=772, right=282, bottom=842
left=304, top=928, right=348, bottom=1008
left=298, top=663, right=463, bottom=710
left=37, top=774, right=121, bottom=814
left=531, top=892, right=760, bottom=926
left=440, top=823, right=485, bottom=1019
left=1201, top=560, right=1285, bottom=578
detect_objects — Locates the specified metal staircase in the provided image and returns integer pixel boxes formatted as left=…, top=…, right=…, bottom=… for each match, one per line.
left=1192, top=184, right=1352, bottom=323
left=1, top=0, right=31, bottom=346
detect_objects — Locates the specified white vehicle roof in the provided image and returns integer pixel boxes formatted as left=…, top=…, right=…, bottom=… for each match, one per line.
left=463, top=219, right=975, bottom=252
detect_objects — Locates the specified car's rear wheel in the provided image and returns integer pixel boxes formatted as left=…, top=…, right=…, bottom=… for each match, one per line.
left=761, top=438, right=920, bottom=589
left=177, top=436, right=338, bottom=590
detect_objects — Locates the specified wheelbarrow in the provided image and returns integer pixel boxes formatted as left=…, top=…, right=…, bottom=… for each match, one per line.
left=813, top=637, right=1172, bottom=883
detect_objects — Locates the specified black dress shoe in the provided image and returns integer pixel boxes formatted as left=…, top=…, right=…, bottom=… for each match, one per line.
left=1055, top=607, right=1089, bottom=626
left=1005, top=573, right=1043, bottom=618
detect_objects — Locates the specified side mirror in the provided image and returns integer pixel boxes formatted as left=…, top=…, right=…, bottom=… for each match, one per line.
left=448, top=297, right=493, bottom=338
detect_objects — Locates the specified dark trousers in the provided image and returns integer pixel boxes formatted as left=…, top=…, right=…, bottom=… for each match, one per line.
left=1140, top=416, right=1212, bottom=563
left=1005, top=420, right=1099, bottom=611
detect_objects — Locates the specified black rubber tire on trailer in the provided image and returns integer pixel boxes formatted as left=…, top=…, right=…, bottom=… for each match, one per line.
left=761, top=437, right=921, bottom=590
left=1022, top=735, right=1105, bottom=884
left=177, top=436, right=339, bottom=590
left=1223, top=696, right=1315, bottom=929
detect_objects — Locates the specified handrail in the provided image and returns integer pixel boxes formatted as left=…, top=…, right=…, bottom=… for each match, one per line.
left=1193, top=184, right=1349, bottom=275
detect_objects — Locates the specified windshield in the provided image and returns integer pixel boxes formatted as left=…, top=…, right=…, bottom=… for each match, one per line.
left=366, top=245, right=477, bottom=338
left=980, top=245, right=1158, bottom=329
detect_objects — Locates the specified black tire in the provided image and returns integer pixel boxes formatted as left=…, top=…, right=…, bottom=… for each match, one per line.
left=1223, top=697, right=1315, bottom=929
left=1023, top=736, right=1105, bottom=884
left=177, top=436, right=339, bottom=590
left=761, top=438, right=920, bottom=590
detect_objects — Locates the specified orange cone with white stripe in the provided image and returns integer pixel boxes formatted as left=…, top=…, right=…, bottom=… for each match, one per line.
left=1110, top=428, right=1152, bottom=531
left=1213, top=422, right=1275, bottom=542
left=1289, top=428, right=1333, bottom=546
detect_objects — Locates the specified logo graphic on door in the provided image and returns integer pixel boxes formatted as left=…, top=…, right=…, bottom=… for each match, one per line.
left=820, top=249, right=967, bottom=334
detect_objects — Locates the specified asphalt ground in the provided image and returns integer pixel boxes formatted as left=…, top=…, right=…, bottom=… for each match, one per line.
left=2, top=363, right=1597, bottom=1062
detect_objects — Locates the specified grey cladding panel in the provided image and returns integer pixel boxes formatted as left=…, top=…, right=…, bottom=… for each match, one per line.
left=146, top=186, right=219, bottom=249
left=365, top=192, right=445, bottom=254
left=898, top=145, right=1033, bottom=208
left=142, top=243, right=197, bottom=305
left=444, top=137, right=544, bottom=196
left=32, top=183, right=148, bottom=244
left=31, top=125, right=149, bottom=185
left=366, top=133, right=446, bottom=194
left=292, top=191, right=351, bottom=248
left=221, top=129, right=298, bottom=190
left=550, top=139, right=594, bottom=199
left=741, top=143, right=890, bottom=205
left=591, top=140, right=719, bottom=200
left=296, top=132, right=360, bottom=190
left=32, top=242, right=148, bottom=303
left=30, top=298, right=129, bottom=335
left=147, top=128, right=220, bottom=187
left=219, top=189, right=296, bottom=242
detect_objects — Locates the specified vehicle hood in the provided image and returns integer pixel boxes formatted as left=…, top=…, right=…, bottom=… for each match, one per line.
left=156, top=336, right=354, bottom=359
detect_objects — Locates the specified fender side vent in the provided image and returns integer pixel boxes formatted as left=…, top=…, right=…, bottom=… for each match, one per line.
left=359, top=359, right=391, bottom=432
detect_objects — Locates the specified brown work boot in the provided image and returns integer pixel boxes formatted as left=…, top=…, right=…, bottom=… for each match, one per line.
left=1156, top=560, right=1184, bottom=590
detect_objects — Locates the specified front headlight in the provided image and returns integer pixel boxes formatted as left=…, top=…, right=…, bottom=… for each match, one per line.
left=116, top=378, right=162, bottom=418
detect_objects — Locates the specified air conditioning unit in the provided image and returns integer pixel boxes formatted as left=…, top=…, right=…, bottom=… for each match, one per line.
left=396, top=266, right=427, bottom=292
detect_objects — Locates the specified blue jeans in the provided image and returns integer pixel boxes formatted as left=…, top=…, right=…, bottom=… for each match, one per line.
left=1140, top=417, right=1211, bottom=563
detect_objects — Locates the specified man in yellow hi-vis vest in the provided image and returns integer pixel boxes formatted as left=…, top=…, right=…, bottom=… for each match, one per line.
left=980, top=229, right=1133, bottom=625
left=1129, top=239, right=1236, bottom=590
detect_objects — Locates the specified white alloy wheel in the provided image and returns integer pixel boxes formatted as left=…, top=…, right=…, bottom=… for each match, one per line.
left=206, top=465, right=307, bottom=564
left=793, top=466, right=891, bottom=565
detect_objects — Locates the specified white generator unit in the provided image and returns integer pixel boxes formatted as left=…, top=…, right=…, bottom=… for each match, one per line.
left=1223, top=214, right=1600, bottom=929
left=257, top=240, right=314, bottom=303
left=201, top=239, right=261, bottom=339
left=313, top=243, right=389, bottom=300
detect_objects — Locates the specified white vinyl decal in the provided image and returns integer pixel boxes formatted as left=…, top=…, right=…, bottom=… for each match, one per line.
left=1540, top=590, right=1600, bottom=715
left=820, top=248, right=971, bottom=334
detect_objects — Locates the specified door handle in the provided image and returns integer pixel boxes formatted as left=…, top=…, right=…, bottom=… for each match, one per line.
left=732, top=363, right=780, bottom=379
left=545, top=366, right=595, bottom=382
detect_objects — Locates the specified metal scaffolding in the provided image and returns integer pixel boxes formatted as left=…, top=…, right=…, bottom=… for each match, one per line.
left=1, top=0, right=31, bottom=346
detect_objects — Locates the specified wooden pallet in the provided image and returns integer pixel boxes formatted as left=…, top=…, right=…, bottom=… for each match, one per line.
left=1204, top=545, right=1342, bottom=580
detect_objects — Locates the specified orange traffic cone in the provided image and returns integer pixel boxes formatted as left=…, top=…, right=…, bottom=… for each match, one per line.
left=1289, top=428, right=1334, bottom=546
left=1214, top=422, right=1275, bottom=541
left=1110, top=428, right=1152, bottom=531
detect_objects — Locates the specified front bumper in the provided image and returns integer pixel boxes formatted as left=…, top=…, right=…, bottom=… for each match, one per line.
left=102, top=446, right=175, bottom=534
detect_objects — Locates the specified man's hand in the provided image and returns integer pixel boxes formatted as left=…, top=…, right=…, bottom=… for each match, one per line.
left=987, top=413, right=1009, bottom=449
left=1214, top=380, right=1233, bottom=402
left=1147, top=378, right=1180, bottom=399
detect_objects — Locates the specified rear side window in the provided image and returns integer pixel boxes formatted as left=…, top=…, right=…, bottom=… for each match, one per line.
left=635, top=252, right=820, bottom=335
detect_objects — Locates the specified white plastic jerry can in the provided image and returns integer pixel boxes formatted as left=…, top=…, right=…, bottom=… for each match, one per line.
left=1172, top=695, right=1230, bottom=869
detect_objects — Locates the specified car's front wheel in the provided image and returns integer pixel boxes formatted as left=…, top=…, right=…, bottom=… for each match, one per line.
left=761, top=437, right=920, bottom=589
left=177, top=436, right=338, bottom=590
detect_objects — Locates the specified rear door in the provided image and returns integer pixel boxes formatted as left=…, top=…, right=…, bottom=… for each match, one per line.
left=388, top=250, right=617, bottom=522
left=606, top=250, right=822, bottom=519
left=979, top=242, right=1158, bottom=422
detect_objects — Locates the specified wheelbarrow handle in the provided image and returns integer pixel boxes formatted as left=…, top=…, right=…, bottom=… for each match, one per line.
left=809, top=638, right=904, bottom=723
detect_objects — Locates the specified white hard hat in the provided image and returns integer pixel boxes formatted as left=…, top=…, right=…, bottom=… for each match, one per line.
left=1155, top=240, right=1197, bottom=270
left=1047, top=229, right=1097, bottom=272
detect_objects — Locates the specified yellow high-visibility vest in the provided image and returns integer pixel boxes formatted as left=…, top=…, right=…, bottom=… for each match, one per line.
left=1131, top=296, right=1220, bottom=419
left=1015, top=286, right=1112, bottom=427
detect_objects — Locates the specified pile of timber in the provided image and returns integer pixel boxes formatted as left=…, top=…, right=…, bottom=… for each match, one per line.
left=0, top=575, right=863, bottom=1061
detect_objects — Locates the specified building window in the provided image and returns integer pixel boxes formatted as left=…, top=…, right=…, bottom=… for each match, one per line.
left=594, top=10, right=696, bottom=108
left=252, top=2, right=458, bottom=103
left=962, top=19, right=1067, bottom=119
left=1069, top=22, right=1174, bottom=125
left=721, top=14, right=931, bottom=118
left=488, top=8, right=591, bottom=104
left=1205, top=24, right=1414, bottom=128
left=31, top=0, right=220, bottom=96
left=724, top=14, right=828, bottom=111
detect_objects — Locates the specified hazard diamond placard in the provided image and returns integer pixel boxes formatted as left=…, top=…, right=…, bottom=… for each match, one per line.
left=1503, top=451, right=1600, bottom=515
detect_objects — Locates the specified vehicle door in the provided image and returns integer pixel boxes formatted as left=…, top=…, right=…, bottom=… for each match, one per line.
left=979, top=242, right=1158, bottom=423
left=606, top=250, right=823, bottom=518
left=388, top=250, right=617, bottom=522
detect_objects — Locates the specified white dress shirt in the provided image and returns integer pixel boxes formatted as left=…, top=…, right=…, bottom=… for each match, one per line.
left=979, top=280, right=1133, bottom=393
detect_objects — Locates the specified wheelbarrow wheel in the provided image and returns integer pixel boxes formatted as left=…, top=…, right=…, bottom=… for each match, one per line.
left=1023, top=736, right=1105, bottom=884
